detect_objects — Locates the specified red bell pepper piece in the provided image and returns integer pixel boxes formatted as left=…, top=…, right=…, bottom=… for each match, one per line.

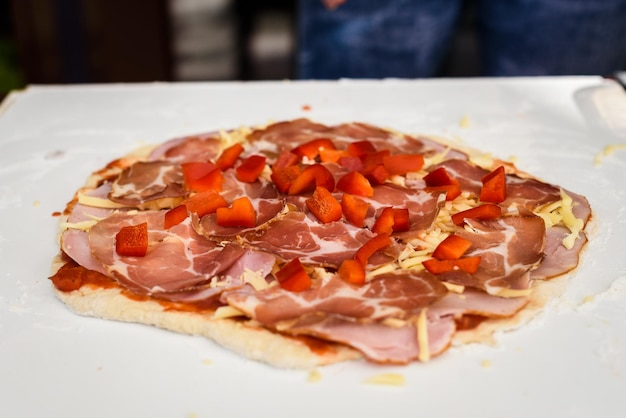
left=215, top=143, right=244, bottom=171
left=292, top=138, right=336, bottom=160
left=341, top=193, right=370, bottom=227
left=338, top=259, right=366, bottom=285
left=216, top=196, right=256, bottom=228
left=336, top=171, right=374, bottom=197
left=372, top=207, right=410, bottom=234
left=319, top=148, right=350, bottom=164
left=355, top=233, right=392, bottom=266
left=383, top=154, right=424, bottom=175
left=347, top=140, right=376, bottom=157
left=424, top=167, right=461, bottom=201
left=306, top=186, right=343, bottom=223
left=422, top=256, right=481, bottom=275
left=115, top=222, right=149, bottom=257
left=164, top=204, right=188, bottom=229
left=182, top=162, right=223, bottom=192
left=480, top=165, right=507, bottom=203
left=288, top=164, right=335, bottom=195
left=451, top=203, right=502, bottom=226
left=275, top=258, right=312, bottom=292
left=236, top=155, right=266, bottom=183
left=273, top=149, right=299, bottom=169
left=270, top=165, right=302, bottom=194
left=183, top=191, right=228, bottom=217
left=431, top=234, right=473, bottom=260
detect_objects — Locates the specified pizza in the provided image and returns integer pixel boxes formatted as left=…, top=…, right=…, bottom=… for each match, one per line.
left=49, top=118, right=591, bottom=368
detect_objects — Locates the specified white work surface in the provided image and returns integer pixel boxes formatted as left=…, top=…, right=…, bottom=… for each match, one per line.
left=1, top=77, right=625, bottom=418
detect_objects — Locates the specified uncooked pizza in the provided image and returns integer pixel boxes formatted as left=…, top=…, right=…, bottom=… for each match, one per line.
left=49, top=119, right=591, bottom=368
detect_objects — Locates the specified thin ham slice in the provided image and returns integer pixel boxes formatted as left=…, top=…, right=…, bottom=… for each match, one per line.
left=286, top=314, right=456, bottom=364
left=108, top=161, right=186, bottom=207
left=223, top=271, right=447, bottom=325
left=88, top=211, right=246, bottom=295
left=445, top=215, right=546, bottom=294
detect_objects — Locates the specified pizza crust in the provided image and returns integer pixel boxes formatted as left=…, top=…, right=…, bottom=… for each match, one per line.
left=52, top=283, right=361, bottom=369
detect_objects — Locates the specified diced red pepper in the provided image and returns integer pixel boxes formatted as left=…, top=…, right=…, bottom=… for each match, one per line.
left=306, top=186, right=343, bottom=224
left=363, top=163, right=390, bottom=186
left=341, top=193, right=370, bottom=227
left=422, top=256, right=481, bottom=275
left=360, top=150, right=390, bottom=173
left=182, top=162, right=223, bottom=192
left=270, top=165, right=302, bottom=194
left=424, top=167, right=461, bottom=201
left=451, top=204, right=502, bottom=226
left=423, top=167, right=457, bottom=187
left=183, top=191, right=228, bottom=217
left=236, top=155, right=266, bottom=183
left=273, top=149, right=299, bottom=169
left=164, top=204, right=188, bottom=229
left=338, top=259, right=366, bottom=285
left=216, top=196, right=256, bottom=228
left=319, top=148, right=350, bottom=164
left=275, top=258, right=312, bottom=292
left=292, top=138, right=336, bottom=160
left=372, top=207, right=410, bottom=235
left=431, top=234, right=473, bottom=260
left=215, top=143, right=244, bottom=171
left=480, top=165, right=507, bottom=203
left=115, top=222, right=149, bottom=257
left=347, top=140, right=376, bottom=157
left=383, top=154, right=424, bottom=175
left=355, top=233, right=392, bottom=266
left=288, top=164, right=335, bottom=195
left=336, top=171, right=374, bottom=197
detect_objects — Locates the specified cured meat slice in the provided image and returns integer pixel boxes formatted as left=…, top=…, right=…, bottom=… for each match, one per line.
left=223, top=271, right=447, bottom=325
left=445, top=215, right=546, bottom=295
left=285, top=314, right=456, bottom=364
left=237, top=211, right=389, bottom=267
left=148, top=132, right=222, bottom=163
left=530, top=226, right=588, bottom=280
left=364, top=184, right=444, bottom=235
left=108, top=161, right=185, bottom=207
left=88, top=211, right=246, bottom=295
left=429, top=289, right=529, bottom=319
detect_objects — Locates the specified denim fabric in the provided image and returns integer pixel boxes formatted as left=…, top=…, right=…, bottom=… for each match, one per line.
left=297, top=0, right=626, bottom=78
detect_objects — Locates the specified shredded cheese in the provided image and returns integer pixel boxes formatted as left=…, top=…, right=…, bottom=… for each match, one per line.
left=363, top=373, right=406, bottom=386
left=416, top=308, right=430, bottom=362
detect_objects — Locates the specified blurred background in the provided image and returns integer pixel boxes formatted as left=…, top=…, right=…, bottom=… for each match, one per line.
left=0, top=0, right=482, bottom=94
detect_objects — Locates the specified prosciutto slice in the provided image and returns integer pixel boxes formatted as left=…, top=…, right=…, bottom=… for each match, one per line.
left=88, top=211, right=246, bottom=295
left=108, top=161, right=185, bottom=207
left=445, top=215, right=546, bottom=294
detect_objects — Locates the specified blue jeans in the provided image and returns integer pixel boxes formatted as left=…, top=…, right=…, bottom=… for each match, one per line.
left=297, top=0, right=626, bottom=78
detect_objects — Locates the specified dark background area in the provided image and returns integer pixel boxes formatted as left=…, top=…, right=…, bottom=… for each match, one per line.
left=0, top=0, right=481, bottom=94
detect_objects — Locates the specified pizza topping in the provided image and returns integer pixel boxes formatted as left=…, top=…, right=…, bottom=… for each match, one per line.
left=182, top=162, right=223, bottom=192
left=423, top=166, right=462, bottom=201
left=288, top=164, right=335, bottom=195
left=163, top=204, right=188, bottom=229
left=355, top=233, right=392, bottom=266
left=431, top=234, right=473, bottom=260
left=109, top=161, right=185, bottom=207
left=451, top=203, right=502, bottom=226
left=341, top=193, right=370, bottom=227
left=215, top=143, right=244, bottom=171
left=183, top=190, right=228, bottom=217
left=306, top=186, right=343, bottom=224
left=216, top=197, right=256, bottom=228
left=275, top=258, right=312, bottom=292
left=338, top=259, right=366, bottom=285
left=336, top=171, right=374, bottom=197
left=382, top=153, right=425, bottom=175
left=480, top=165, right=507, bottom=203
left=115, top=222, right=149, bottom=257
left=292, top=138, right=336, bottom=160
left=422, top=256, right=481, bottom=275
left=235, top=155, right=267, bottom=183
